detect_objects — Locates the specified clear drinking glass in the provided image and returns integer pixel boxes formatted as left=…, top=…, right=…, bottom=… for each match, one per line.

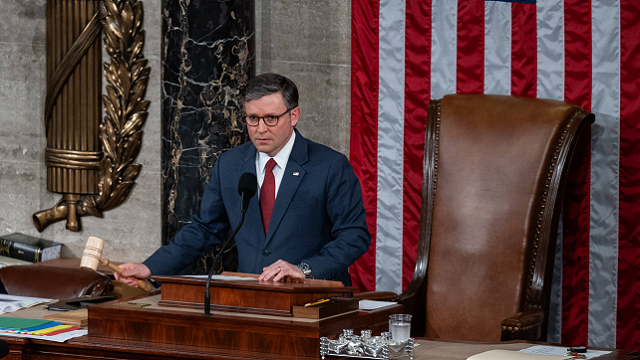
left=388, top=314, right=412, bottom=343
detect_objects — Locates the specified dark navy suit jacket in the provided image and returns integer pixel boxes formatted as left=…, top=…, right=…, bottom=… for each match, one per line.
left=144, top=131, right=371, bottom=285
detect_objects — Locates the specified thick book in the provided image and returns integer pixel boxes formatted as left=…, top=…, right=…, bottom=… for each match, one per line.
left=0, top=233, right=62, bottom=263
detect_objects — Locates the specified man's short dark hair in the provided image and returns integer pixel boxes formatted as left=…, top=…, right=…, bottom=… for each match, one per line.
left=242, top=73, right=299, bottom=109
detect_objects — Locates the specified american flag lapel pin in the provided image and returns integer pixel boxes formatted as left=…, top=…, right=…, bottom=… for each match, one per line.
left=293, top=172, right=299, bottom=176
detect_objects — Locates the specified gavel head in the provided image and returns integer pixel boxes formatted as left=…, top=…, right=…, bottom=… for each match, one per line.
left=80, top=236, right=105, bottom=272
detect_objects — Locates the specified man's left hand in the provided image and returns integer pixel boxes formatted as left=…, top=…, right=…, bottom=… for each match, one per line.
left=259, top=259, right=305, bottom=282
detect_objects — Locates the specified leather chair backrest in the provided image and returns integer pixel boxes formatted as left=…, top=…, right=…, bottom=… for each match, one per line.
left=422, top=94, right=592, bottom=341
left=0, top=265, right=113, bottom=299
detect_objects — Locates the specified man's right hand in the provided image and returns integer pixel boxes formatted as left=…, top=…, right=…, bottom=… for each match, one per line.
left=115, top=263, right=152, bottom=288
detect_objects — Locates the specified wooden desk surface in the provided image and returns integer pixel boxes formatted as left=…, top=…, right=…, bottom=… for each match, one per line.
left=2, top=335, right=638, bottom=360
left=1, top=300, right=638, bottom=360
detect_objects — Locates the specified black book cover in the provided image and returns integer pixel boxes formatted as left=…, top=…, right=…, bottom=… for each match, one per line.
left=0, top=233, right=62, bottom=263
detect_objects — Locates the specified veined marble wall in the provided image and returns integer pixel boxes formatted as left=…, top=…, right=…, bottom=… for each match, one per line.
left=0, top=0, right=351, bottom=264
left=161, top=0, right=253, bottom=250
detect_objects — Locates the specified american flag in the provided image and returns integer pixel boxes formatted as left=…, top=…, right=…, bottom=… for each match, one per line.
left=349, top=0, right=640, bottom=350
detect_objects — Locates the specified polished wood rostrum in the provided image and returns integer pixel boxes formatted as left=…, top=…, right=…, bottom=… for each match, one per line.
left=2, top=277, right=403, bottom=359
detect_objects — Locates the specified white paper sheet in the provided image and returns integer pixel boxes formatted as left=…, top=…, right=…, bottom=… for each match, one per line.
left=1, top=329, right=87, bottom=342
left=521, top=345, right=612, bottom=359
left=180, top=274, right=257, bottom=281
left=468, top=350, right=570, bottom=360
left=0, top=294, right=54, bottom=315
left=358, top=299, right=398, bottom=310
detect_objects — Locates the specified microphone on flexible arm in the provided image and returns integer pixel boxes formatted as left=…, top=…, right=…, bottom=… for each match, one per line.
left=204, top=172, right=257, bottom=315
left=0, top=339, right=8, bottom=359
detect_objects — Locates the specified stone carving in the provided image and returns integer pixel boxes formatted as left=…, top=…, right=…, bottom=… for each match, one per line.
left=33, top=0, right=149, bottom=232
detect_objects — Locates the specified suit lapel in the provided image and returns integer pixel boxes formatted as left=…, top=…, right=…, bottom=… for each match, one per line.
left=264, top=132, right=309, bottom=246
left=239, top=144, right=264, bottom=241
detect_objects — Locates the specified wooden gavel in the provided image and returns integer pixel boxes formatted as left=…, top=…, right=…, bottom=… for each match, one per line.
left=80, top=236, right=153, bottom=292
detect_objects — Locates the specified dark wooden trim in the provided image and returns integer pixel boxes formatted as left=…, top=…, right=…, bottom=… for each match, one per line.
left=398, top=98, right=441, bottom=303
left=158, top=299, right=294, bottom=317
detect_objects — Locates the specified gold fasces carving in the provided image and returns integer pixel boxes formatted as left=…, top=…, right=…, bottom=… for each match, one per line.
left=44, top=148, right=102, bottom=170
left=34, top=0, right=149, bottom=232
left=44, top=12, right=101, bottom=131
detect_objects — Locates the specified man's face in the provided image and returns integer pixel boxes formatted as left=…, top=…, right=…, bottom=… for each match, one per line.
left=245, top=92, right=300, bottom=157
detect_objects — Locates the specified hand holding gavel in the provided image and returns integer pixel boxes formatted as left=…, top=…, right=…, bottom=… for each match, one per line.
left=80, top=236, right=153, bottom=292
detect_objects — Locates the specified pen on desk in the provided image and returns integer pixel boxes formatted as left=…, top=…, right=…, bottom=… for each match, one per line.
left=305, top=298, right=330, bottom=307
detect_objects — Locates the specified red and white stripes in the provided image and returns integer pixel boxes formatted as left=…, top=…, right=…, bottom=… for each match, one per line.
left=350, top=0, right=640, bottom=350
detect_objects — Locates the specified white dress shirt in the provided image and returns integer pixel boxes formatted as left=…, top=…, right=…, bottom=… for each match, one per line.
left=256, top=131, right=296, bottom=200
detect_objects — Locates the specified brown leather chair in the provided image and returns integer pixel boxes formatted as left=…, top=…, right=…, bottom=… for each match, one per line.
left=0, top=265, right=113, bottom=299
left=356, top=94, right=594, bottom=342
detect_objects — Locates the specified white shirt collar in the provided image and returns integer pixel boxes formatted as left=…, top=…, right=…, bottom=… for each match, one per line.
left=257, top=130, right=296, bottom=173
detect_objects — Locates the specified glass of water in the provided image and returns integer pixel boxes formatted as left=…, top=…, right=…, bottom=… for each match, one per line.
left=388, top=314, right=412, bottom=343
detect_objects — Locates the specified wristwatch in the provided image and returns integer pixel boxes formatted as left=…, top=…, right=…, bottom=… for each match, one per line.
left=297, top=262, right=313, bottom=279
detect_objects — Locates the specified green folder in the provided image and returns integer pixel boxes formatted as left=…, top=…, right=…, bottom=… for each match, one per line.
left=0, top=317, right=51, bottom=330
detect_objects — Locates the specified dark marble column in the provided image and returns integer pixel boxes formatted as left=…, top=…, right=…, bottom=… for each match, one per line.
left=161, top=0, right=254, bottom=272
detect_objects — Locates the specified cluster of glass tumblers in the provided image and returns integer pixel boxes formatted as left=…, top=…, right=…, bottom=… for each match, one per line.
left=320, top=329, right=415, bottom=359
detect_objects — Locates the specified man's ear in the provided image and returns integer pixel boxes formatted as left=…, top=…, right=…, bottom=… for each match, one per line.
left=290, top=107, right=301, bottom=127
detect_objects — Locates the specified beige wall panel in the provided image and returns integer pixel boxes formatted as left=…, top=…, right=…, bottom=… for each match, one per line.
left=256, top=0, right=352, bottom=157
left=263, top=60, right=351, bottom=156
left=0, top=43, right=46, bottom=164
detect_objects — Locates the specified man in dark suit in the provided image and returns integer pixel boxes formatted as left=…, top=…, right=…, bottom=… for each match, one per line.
left=117, top=73, right=370, bottom=286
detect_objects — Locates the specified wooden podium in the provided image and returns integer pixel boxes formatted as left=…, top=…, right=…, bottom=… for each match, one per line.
left=154, top=274, right=356, bottom=316
left=87, top=275, right=403, bottom=358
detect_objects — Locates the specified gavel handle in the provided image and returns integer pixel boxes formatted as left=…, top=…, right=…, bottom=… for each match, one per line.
left=99, top=258, right=153, bottom=292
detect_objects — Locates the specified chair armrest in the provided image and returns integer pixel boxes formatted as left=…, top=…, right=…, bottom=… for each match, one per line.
left=501, top=307, right=545, bottom=341
left=353, top=291, right=400, bottom=302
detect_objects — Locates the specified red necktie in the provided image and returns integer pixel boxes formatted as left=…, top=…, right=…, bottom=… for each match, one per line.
left=260, top=158, right=277, bottom=235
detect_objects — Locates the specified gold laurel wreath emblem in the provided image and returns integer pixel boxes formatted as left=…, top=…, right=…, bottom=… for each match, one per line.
left=81, top=0, right=150, bottom=216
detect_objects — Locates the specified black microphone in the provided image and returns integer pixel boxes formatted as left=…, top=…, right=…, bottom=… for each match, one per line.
left=238, top=172, right=258, bottom=213
left=204, top=172, right=257, bottom=315
left=0, top=339, right=9, bottom=359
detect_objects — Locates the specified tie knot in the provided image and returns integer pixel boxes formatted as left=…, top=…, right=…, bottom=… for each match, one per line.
left=266, top=158, right=277, bottom=172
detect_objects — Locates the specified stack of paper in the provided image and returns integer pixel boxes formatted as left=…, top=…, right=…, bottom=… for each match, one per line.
left=359, top=299, right=398, bottom=310
left=468, top=346, right=612, bottom=360
left=0, top=294, right=54, bottom=314
left=521, top=345, right=611, bottom=359
left=183, top=274, right=258, bottom=281
left=468, top=350, right=571, bottom=360
left=0, top=317, right=86, bottom=342
left=0, top=255, right=30, bottom=267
